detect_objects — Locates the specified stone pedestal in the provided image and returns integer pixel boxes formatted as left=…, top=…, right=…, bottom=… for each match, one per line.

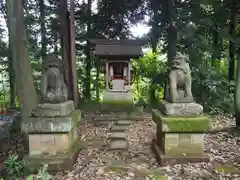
left=21, top=101, right=85, bottom=173
left=31, top=100, right=75, bottom=117
left=101, top=90, right=134, bottom=112
left=151, top=103, right=212, bottom=166
left=159, top=100, right=203, bottom=116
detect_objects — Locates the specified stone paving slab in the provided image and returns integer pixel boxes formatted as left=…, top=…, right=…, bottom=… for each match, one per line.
left=117, top=120, right=133, bottom=125
left=109, top=140, right=128, bottom=151
left=109, top=132, right=128, bottom=140
left=111, top=126, right=127, bottom=132
left=84, top=111, right=144, bottom=122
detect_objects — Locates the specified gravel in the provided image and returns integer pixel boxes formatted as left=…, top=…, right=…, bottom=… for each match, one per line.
left=52, top=111, right=240, bottom=180
left=1, top=110, right=239, bottom=180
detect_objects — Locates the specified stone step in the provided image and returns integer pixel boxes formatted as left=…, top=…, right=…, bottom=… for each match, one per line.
left=85, top=112, right=143, bottom=120
left=108, top=140, right=128, bottom=151
left=109, top=132, right=128, bottom=140
left=87, top=116, right=142, bottom=121
left=91, top=120, right=112, bottom=126
left=111, top=125, right=127, bottom=132
left=116, top=120, right=133, bottom=126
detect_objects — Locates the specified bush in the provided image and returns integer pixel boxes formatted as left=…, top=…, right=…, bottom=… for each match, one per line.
left=192, top=65, right=234, bottom=113
left=1, top=153, right=51, bottom=180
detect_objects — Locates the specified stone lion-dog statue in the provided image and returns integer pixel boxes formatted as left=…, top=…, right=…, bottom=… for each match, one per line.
left=41, top=54, right=68, bottom=103
left=166, top=52, right=194, bottom=103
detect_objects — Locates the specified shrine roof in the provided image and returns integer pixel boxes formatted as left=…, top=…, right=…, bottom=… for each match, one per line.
left=88, top=38, right=148, bottom=46
left=88, top=38, right=148, bottom=58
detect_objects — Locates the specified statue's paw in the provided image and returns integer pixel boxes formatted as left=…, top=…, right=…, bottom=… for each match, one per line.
left=63, top=94, right=68, bottom=101
left=54, top=91, right=68, bottom=103
left=55, top=92, right=62, bottom=99
left=183, top=96, right=194, bottom=102
left=46, top=92, right=55, bottom=102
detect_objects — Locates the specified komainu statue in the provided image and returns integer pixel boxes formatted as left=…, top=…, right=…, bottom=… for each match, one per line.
left=41, top=54, right=68, bottom=103
left=166, top=52, right=194, bottom=103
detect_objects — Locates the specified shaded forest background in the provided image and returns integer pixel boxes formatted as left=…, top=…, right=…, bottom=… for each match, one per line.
left=0, top=0, right=240, bottom=116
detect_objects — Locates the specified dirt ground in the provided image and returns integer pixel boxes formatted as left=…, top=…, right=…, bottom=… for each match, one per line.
left=49, top=111, right=240, bottom=180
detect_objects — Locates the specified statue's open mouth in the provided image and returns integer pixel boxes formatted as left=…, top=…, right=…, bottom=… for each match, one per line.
left=172, top=59, right=181, bottom=67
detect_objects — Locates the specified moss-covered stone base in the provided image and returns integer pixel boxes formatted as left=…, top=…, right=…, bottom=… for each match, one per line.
left=152, top=109, right=212, bottom=132
left=152, top=109, right=211, bottom=165
left=101, top=100, right=135, bottom=112
left=102, top=99, right=133, bottom=105
left=101, top=90, right=134, bottom=112
left=152, top=139, right=209, bottom=166
left=164, top=133, right=204, bottom=156
left=23, top=138, right=86, bottom=174
left=102, top=90, right=133, bottom=102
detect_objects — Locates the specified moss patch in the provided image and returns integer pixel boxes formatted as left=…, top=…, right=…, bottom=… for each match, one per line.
left=147, top=175, right=167, bottom=180
left=72, top=110, right=81, bottom=125
left=102, top=99, right=133, bottom=105
left=104, top=166, right=129, bottom=173
left=214, top=163, right=240, bottom=173
left=101, top=100, right=135, bottom=112
left=152, top=109, right=211, bottom=132
left=165, top=144, right=204, bottom=156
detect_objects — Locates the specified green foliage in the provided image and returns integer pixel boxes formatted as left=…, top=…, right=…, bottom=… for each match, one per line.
left=2, top=152, right=51, bottom=180
left=15, top=96, right=20, bottom=108
left=132, top=51, right=167, bottom=104
left=192, top=64, right=234, bottom=112
left=3, top=153, right=23, bottom=179
left=26, top=164, right=51, bottom=180
left=0, top=0, right=239, bottom=114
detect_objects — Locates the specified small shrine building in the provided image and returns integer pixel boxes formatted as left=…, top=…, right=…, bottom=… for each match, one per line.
left=88, top=39, right=147, bottom=104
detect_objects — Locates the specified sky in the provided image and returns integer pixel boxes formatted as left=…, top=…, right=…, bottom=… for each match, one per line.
left=0, top=19, right=150, bottom=43
left=0, top=1, right=150, bottom=42
left=130, top=22, right=150, bottom=38
left=91, top=0, right=150, bottom=38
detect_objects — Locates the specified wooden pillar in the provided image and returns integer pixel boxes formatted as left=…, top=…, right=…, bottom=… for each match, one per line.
left=59, top=0, right=79, bottom=107
left=69, top=0, right=79, bottom=107
left=59, top=0, right=72, bottom=99
left=105, top=61, right=109, bottom=90
left=128, top=61, right=131, bottom=86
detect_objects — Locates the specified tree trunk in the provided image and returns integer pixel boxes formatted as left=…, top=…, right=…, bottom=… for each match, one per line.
left=212, top=28, right=221, bottom=67
left=149, top=35, right=157, bottom=104
left=59, top=0, right=72, bottom=100
left=149, top=0, right=159, bottom=104
left=167, top=0, right=177, bottom=65
left=54, top=32, right=58, bottom=54
left=69, top=0, right=79, bottom=107
left=95, top=57, right=100, bottom=101
left=1, top=0, right=16, bottom=107
left=164, top=0, right=177, bottom=100
left=85, top=0, right=92, bottom=100
left=228, top=0, right=236, bottom=82
left=39, top=0, right=47, bottom=66
left=6, top=0, right=38, bottom=119
left=234, top=49, right=240, bottom=127
left=8, top=44, right=16, bottom=108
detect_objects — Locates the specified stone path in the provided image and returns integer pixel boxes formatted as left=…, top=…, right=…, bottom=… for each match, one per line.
left=51, top=111, right=240, bottom=180
left=109, top=125, right=129, bottom=151
left=108, top=113, right=143, bottom=151
left=85, top=111, right=144, bottom=151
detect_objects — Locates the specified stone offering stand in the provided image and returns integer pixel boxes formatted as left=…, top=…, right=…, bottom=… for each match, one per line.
left=152, top=100, right=212, bottom=166
left=21, top=101, right=84, bottom=173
